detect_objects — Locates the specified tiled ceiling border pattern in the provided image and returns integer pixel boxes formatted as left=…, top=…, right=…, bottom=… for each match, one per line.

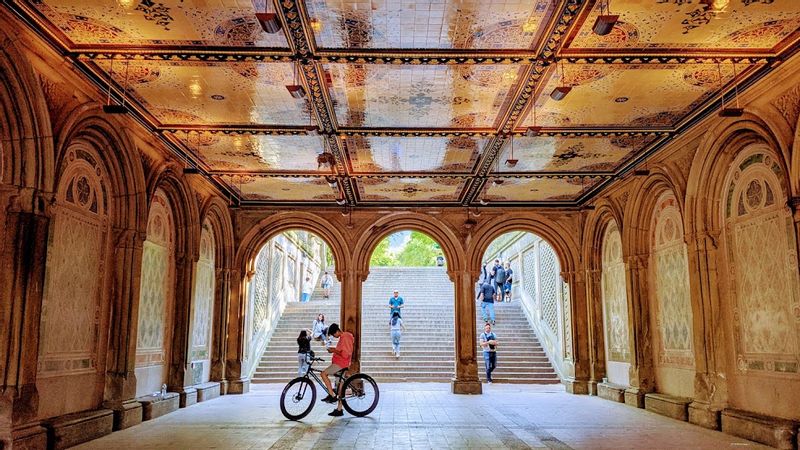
left=7, top=0, right=799, bottom=206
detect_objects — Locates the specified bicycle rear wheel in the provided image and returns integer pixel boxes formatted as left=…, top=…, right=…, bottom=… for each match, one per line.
left=341, top=373, right=379, bottom=417
left=280, top=377, right=316, bottom=420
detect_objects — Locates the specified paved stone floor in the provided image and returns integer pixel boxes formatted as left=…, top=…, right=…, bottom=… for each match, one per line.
left=78, top=384, right=770, bottom=449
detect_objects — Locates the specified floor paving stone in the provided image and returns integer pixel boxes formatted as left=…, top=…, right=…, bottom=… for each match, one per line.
left=74, top=383, right=773, bottom=450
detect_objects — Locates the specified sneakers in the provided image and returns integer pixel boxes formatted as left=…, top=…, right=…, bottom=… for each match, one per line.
left=488, top=380, right=493, bottom=384
left=491, top=320, right=496, bottom=325
left=321, top=394, right=337, bottom=403
left=328, top=409, right=344, bottom=417
left=395, top=351, right=400, bottom=358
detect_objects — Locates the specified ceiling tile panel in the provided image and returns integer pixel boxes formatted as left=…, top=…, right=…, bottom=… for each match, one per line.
left=495, top=134, right=660, bottom=172
left=174, top=132, right=329, bottom=173
left=483, top=177, right=600, bottom=202
left=306, top=0, right=556, bottom=50
left=223, top=175, right=337, bottom=201
left=346, top=135, right=484, bottom=173
left=567, top=0, right=800, bottom=52
left=97, top=60, right=310, bottom=126
left=522, top=62, right=752, bottom=129
left=356, top=176, right=467, bottom=201
left=326, top=63, right=522, bottom=128
left=29, top=0, right=289, bottom=48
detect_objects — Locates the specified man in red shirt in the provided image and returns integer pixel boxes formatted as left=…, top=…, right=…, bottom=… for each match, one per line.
left=320, top=323, right=354, bottom=417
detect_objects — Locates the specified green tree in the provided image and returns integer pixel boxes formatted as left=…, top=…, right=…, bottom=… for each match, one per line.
left=370, top=237, right=399, bottom=266
left=396, top=232, right=442, bottom=267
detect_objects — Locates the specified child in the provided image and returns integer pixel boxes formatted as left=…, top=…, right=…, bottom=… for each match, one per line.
left=297, top=330, right=311, bottom=376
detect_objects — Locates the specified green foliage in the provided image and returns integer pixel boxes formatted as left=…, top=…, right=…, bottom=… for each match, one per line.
left=370, top=231, right=443, bottom=267
left=370, top=237, right=399, bottom=266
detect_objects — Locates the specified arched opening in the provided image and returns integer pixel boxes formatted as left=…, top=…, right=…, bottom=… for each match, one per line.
left=477, top=231, right=564, bottom=384
left=362, top=230, right=455, bottom=381
left=244, top=229, right=337, bottom=383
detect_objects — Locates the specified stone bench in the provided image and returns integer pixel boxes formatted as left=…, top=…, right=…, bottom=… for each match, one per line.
left=597, top=382, right=626, bottom=403
left=44, top=409, right=114, bottom=450
left=196, top=382, right=221, bottom=403
left=721, top=408, right=798, bottom=449
left=644, top=393, right=692, bottom=421
left=138, top=392, right=179, bottom=421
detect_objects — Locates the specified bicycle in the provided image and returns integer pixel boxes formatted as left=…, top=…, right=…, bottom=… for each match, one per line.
left=279, top=351, right=380, bottom=421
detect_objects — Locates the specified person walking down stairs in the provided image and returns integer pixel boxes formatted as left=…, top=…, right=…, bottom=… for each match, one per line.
left=389, top=312, right=406, bottom=358
left=321, top=271, right=333, bottom=299
left=480, top=323, right=499, bottom=384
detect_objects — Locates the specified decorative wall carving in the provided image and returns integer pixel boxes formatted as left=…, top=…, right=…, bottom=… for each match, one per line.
left=774, top=84, right=800, bottom=127
left=540, top=243, right=560, bottom=335
left=602, top=221, right=631, bottom=363
left=39, top=153, right=107, bottom=377
left=650, top=192, right=694, bottom=368
left=723, top=152, right=800, bottom=375
left=191, top=220, right=215, bottom=363
left=136, top=189, right=174, bottom=368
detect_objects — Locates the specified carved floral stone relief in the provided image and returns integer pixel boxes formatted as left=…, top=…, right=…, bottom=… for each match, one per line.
left=601, top=221, right=631, bottom=363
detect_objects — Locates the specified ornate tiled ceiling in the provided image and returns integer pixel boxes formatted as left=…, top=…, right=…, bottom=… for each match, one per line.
left=9, top=0, right=800, bottom=206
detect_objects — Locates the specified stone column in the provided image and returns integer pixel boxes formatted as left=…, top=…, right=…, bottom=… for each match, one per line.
left=0, top=187, right=50, bottom=448
left=210, top=267, right=231, bottom=393
left=339, top=269, right=363, bottom=373
left=168, top=254, right=199, bottom=407
left=685, top=231, right=727, bottom=429
left=225, top=268, right=250, bottom=394
left=623, top=255, right=654, bottom=407
left=561, top=270, right=590, bottom=394
left=451, top=270, right=481, bottom=395
left=585, top=268, right=605, bottom=395
left=102, top=227, right=145, bottom=430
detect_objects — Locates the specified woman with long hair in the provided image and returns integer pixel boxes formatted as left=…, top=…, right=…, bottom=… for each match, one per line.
left=296, top=329, right=311, bottom=376
left=311, top=313, right=330, bottom=346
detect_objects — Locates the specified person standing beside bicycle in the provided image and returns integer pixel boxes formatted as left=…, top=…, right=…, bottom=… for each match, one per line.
left=296, top=330, right=312, bottom=376
left=320, top=323, right=353, bottom=417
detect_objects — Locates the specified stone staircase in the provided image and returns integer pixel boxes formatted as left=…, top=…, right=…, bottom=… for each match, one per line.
left=251, top=267, right=559, bottom=385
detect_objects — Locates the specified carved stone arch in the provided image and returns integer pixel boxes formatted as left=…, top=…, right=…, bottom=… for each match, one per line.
left=791, top=107, right=800, bottom=197
left=0, top=31, right=54, bottom=192
left=686, top=117, right=788, bottom=236
left=582, top=198, right=624, bottom=271
left=147, top=163, right=201, bottom=262
left=236, top=211, right=351, bottom=280
left=623, top=169, right=687, bottom=259
left=353, top=212, right=464, bottom=282
left=199, top=197, right=234, bottom=271
left=56, top=108, right=147, bottom=234
left=198, top=197, right=234, bottom=385
left=466, top=213, right=579, bottom=278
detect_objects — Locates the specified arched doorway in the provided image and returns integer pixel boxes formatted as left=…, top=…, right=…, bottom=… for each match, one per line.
left=244, top=229, right=336, bottom=383
left=477, top=231, right=565, bottom=384
left=361, top=230, right=455, bottom=381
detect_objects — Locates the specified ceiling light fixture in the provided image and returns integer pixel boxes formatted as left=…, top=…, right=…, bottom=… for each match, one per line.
left=183, top=167, right=200, bottom=175
left=719, top=60, right=744, bottom=117
left=256, top=1, right=282, bottom=33
left=325, top=175, right=338, bottom=189
left=592, top=0, right=619, bottom=36
left=310, top=18, right=323, bottom=33
left=505, top=134, right=518, bottom=168
left=701, top=0, right=730, bottom=12
left=550, top=60, right=571, bottom=101
left=336, top=198, right=347, bottom=206
left=526, top=99, right=541, bottom=137
left=286, top=62, right=306, bottom=98
left=103, top=59, right=130, bottom=114
left=633, top=169, right=650, bottom=176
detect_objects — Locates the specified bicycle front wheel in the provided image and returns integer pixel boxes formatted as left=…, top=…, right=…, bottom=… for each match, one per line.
left=280, top=377, right=316, bottom=420
left=341, top=373, right=379, bottom=417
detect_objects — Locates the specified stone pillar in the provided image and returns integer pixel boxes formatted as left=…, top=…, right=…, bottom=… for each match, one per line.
left=561, top=270, right=590, bottom=395
left=0, top=187, right=50, bottom=448
left=685, top=231, right=727, bottom=429
left=225, top=268, right=250, bottom=394
left=339, top=269, right=363, bottom=373
left=210, top=267, right=231, bottom=393
left=451, top=270, right=482, bottom=395
left=623, top=255, right=654, bottom=407
left=585, top=268, right=605, bottom=395
left=168, top=254, right=199, bottom=407
left=102, top=227, right=145, bottom=430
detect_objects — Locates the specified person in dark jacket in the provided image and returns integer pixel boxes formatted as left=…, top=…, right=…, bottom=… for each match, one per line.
left=494, top=261, right=506, bottom=303
left=296, top=330, right=311, bottom=376
left=503, top=262, right=513, bottom=302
